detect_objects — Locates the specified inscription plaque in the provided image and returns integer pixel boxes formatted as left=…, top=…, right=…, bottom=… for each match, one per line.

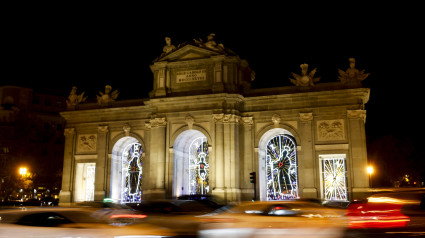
left=176, top=69, right=206, bottom=83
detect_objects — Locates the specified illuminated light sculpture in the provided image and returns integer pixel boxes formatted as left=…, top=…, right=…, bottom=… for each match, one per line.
left=322, top=157, right=347, bottom=201
left=85, top=165, right=95, bottom=201
left=122, top=143, right=143, bottom=203
left=266, top=134, right=298, bottom=200
left=189, top=137, right=209, bottom=195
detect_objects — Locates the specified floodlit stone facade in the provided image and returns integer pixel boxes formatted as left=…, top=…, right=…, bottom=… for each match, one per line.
left=59, top=35, right=371, bottom=205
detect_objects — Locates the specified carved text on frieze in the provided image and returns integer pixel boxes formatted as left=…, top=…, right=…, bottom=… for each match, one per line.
left=176, top=69, right=206, bottom=83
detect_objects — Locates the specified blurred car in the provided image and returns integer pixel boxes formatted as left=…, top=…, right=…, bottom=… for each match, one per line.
left=23, top=198, right=43, bottom=206
left=0, top=207, right=175, bottom=237
left=0, top=198, right=43, bottom=208
left=75, top=201, right=148, bottom=226
left=177, top=194, right=225, bottom=210
left=128, top=199, right=220, bottom=237
left=345, top=189, right=425, bottom=236
left=128, top=199, right=219, bottom=215
left=41, top=197, right=59, bottom=206
left=196, top=200, right=347, bottom=238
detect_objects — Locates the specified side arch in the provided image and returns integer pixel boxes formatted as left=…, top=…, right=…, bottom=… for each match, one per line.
left=110, top=135, right=144, bottom=203
left=110, top=132, right=145, bottom=154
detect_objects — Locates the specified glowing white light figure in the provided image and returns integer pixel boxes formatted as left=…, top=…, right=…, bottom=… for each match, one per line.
left=121, top=143, right=143, bottom=203
left=85, top=165, right=95, bottom=201
left=266, top=134, right=298, bottom=200
left=189, top=137, right=209, bottom=195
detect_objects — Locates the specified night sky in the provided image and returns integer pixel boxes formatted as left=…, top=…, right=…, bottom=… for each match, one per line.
left=3, top=4, right=424, bottom=186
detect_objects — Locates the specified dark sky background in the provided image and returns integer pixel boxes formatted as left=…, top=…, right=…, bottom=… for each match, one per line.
left=2, top=4, right=424, bottom=186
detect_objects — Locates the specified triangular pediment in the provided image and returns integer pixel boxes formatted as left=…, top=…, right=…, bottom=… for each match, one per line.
left=154, top=44, right=222, bottom=62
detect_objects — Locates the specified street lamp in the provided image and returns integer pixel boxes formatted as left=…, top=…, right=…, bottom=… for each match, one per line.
left=19, top=167, right=27, bottom=177
left=367, top=166, right=374, bottom=188
left=19, top=167, right=28, bottom=201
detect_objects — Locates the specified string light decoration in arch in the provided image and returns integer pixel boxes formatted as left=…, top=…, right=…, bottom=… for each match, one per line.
left=266, top=134, right=298, bottom=200
left=121, top=142, right=143, bottom=203
left=321, top=156, right=347, bottom=201
left=189, top=137, right=209, bottom=195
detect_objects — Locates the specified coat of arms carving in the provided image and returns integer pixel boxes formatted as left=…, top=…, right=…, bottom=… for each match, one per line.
left=317, top=119, right=345, bottom=141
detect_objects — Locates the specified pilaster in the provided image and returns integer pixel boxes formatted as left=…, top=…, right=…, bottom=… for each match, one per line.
left=152, top=62, right=168, bottom=97
left=59, top=128, right=75, bottom=206
left=240, top=116, right=255, bottom=201
left=347, top=110, right=369, bottom=199
left=298, top=112, right=317, bottom=198
left=212, top=56, right=225, bottom=92
left=212, top=113, right=225, bottom=200
left=212, top=113, right=241, bottom=203
left=145, top=117, right=167, bottom=199
left=94, top=125, right=108, bottom=202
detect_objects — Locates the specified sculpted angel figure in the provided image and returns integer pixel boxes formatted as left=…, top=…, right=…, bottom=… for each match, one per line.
left=96, top=85, right=119, bottom=105
left=66, top=86, right=87, bottom=107
left=338, top=58, right=370, bottom=84
left=289, top=63, right=321, bottom=87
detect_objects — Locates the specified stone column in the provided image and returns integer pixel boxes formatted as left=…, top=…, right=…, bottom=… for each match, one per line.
left=347, top=110, right=369, bottom=199
left=240, top=117, right=254, bottom=201
left=212, top=113, right=225, bottom=200
left=94, top=125, right=108, bottom=202
left=298, top=113, right=317, bottom=198
left=59, top=128, right=75, bottom=206
left=146, top=117, right=167, bottom=199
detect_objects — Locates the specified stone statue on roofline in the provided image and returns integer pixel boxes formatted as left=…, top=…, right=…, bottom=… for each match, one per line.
left=96, top=85, right=119, bottom=105
left=289, top=63, right=321, bottom=87
left=194, top=33, right=225, bottom=52
left=66, top=86, right=87, bottom=108
left=162, top=36, right=176, bottom=55
left=338, top=58, right=370, bottom=84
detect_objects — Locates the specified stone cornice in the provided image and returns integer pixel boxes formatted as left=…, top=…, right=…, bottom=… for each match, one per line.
left=60, top=105, right=152, bottom=124
left=244, top=88, right=370, bottom=109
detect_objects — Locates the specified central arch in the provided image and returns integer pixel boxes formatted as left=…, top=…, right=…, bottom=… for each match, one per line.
left=258, top=128, right=299, bottom=201
left=172, top=129, right=210, bottom=198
